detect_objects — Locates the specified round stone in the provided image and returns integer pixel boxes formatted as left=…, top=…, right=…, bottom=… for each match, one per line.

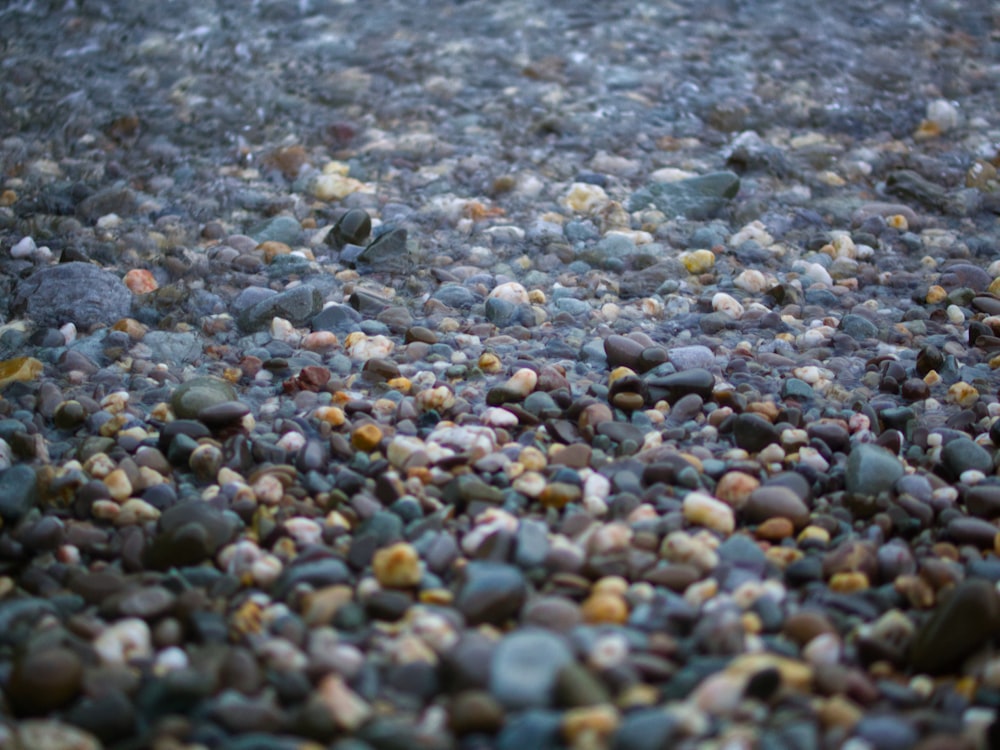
left=845, top=443, right=904, bottom=496
left=9, top=648, right=84, bottom=715
left=490, top=629, right=574, bottom=709
left=455, top=562, right=527, bottom=626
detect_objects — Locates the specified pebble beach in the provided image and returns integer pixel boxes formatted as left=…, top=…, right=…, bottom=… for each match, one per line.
left=2, top=0, right=1000, bottom=748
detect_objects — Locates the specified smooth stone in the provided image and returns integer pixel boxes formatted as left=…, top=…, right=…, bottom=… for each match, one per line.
left=13, top=262, right=132, bottom=329
left=845, top=443, right=905, bottom=496
left=275, top=557, right=353, bottom=600
left=0, top=464, right=38, bottom=524
left=9, top=647, right=84, bottom=715
left=946, top=517, right=998, bottom=548
left=940, top=437, right=993, bottom=479
left=732, top=413, right=779, bottom=452
left=604, top=335, right=644, bottom=369
left=744, top=486, right=810, bottom=529
left=198, top=401, right=250, bottom=429
left=645, top=368, right=714, bottom=404
left=330, top=208, right=372, bottom=247
left=170, top=377, right=237, bottom=420
left=490, top=629, right=574, bottom=709
left=455, top=562, right=527, bottom=626
left=909, top=578, right=1000, bottom=674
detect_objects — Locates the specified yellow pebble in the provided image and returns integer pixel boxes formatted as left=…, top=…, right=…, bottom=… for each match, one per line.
left=797, top=525, right=831, bottom=546
left=0, top=190, right=16, bottom=207
left=351, top=423, right=384, bottom=452
left=948, top=381, right=980, bottom=408
left=372, top=542, right=422, bottom=588
left=528, top=289, right=546, bottom=304
left=387, top=377, right=411, bottom=393
left=925, top=285, right=947, bottom=304
left=989, top=277, right=1000, bottom=297
left=478, top=352, right=503, bottom=374
left=580, top=592, right=629, bottom=624
left=562, top=704, right=620, bottom=747
left=680, top=248, right=715, bottom=274
left=886, top=214, right=909, bottom=231
left=518, top=446, right=547, bottom=471
left=829, top=571, right=869, bottom=593
left=314, top=406, right=347, bottom=427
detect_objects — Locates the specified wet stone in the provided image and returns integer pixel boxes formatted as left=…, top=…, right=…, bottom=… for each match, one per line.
left=9, top=647, right=84, bottom=715
left=838, top=314, right=879, bottom=341
left=744, top=485, right=810, bottom=529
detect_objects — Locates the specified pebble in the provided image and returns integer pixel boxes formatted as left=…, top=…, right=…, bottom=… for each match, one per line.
left=845, top=443, right=905, bottom=496
left=455, top=562, right=527, bottom=625
left=490, top=629, right=574, bottom=709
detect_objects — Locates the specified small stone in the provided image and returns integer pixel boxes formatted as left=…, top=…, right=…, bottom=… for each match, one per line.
left=372, top=542, right=422, bottom=588
left=744, top=486, right=810, bottom=529
left=680, top=249, right=715, bottom=274
left=330, top=208, right=372, bottom=247
left=490, top=629, right=574, bottom=709
left=0, top=465, right=38, bottom=525
left=580, top=591, right=629, bottom=625
left=456, top=562, right=527, bottom=626
left=733, top=413, right=779, bottom=453
left=351, top=423, right=384, bottom=452
left=123, top=268, right=158, bottom=294
left=562, top=182, right=609, bottom=214
left=93, top=617, right=152, bottom=667
left=683, top=492, right=735, bottom=535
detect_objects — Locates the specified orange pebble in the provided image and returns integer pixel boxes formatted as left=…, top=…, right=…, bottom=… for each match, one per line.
left=124, top=268, right=158, bottom=294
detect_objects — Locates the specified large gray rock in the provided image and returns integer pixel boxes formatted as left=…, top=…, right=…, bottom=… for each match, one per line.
left=14, top=262, right=131, bottom=329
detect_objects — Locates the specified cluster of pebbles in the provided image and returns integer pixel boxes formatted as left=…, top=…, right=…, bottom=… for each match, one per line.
left=2, top=0, right=1000, bottom=749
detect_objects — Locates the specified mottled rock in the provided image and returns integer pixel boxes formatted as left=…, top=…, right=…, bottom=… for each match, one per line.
left=14, top=262, right=131, bottom=329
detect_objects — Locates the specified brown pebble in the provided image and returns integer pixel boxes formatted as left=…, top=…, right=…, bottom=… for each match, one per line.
left=580, top=592, right=629, bottom=625
left=449, top=690, right=505, bottom=735
left=9, top=648, right=84, bottom=715
left=539, top=482, right=582, bottom=510
left=743, top=485, right=810, bottom=529
left=755, top=517, right=794, bottom=541
left=782, top=610, right=838, bottom=647
left=551, top=443, right=592, bottom=469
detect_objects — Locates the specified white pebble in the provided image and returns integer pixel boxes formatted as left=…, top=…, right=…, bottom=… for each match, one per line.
left=462, top=508, right=519, bottom=555
left=154, top=646, right=189, bottom=674
left=481, top=407, right=519, bottom=428
left=712, top=292, right=744, bottom=319
left=947, top=305, right=965, bottom=325
left=489, top=281, right=530, bottom=304
left=59, top=323, right=77, bottom=344
left=93, top=618, right=152, bottom=666
left=682, top=492, right=735, bottom=535
left=733, top=269, right=768, bottom=294
left=276, top=431, right=307, bottom=453
left=345, top=332, right=394, bottom=360
left=960, top=469, right=986, bottom=485
left=728, top=220, right=773, bottom=248
left=10, top=236, right=36, bottom=259
left=561, top=182, right=609, bottom=214
left=284, top=517, right=323, bottom=546
left=803, top=633, right=842, bottom=666
left=926, top=98, right=960, bottom=132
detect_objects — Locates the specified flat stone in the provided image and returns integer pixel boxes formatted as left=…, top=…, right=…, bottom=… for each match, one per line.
left=238, top=285, right=323, bottom=332
left=645, top=368, right=715, bottom=404
left=628, top=171, right=740, bottom=219
left=170, top=376, right=237, bottom=420
left=940, top=437, right=993, bottom=479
